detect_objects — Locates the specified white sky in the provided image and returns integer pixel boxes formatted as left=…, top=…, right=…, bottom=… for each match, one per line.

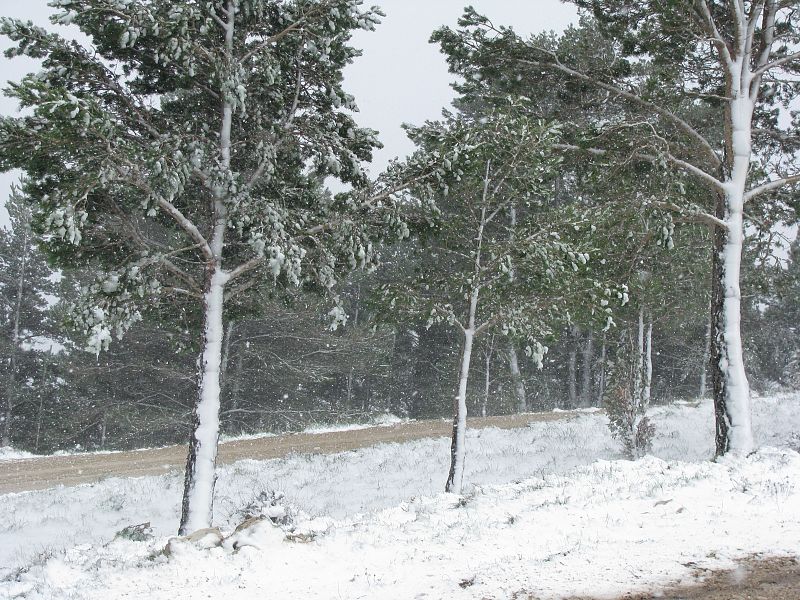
left=0, top=0, right=577, bottom=228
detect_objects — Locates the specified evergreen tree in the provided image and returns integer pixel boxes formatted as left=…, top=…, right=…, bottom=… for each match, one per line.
left=381, top=104, right=626, bottom=493
left=433, top=3, right=800, bottom=456
left=0, top=0, right=446, bottom=533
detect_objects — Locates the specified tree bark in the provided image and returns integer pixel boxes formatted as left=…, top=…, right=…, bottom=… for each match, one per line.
left=446, top=322, right=475, bottom=494
left=507, top=342, right=526, bottom=413
left=597, top=337, right=607, bottom=406
left=580, top=330, right=594, bottom=408
left=643, top=318, right=652, bottom=407
left=567, top=335, right=577, bottom=409
left=700, top=306, right=712, bottom=398
left=180, top=266, right=228, bottom=534
left=711, top=86, right=755, bottom=457
left=2, top=225, right=29, bottom=447
left=634, top=308, right=645, bottom=405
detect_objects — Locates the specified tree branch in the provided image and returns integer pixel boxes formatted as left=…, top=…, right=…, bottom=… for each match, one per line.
left=515, top=55, right=723, bottom=168
left=744, top=173, right=800, bottom=201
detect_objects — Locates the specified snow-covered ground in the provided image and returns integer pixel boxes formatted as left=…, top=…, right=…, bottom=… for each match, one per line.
left=0, top=447, right=35, bottom=462
left=2, top=394, right=799, bottom=599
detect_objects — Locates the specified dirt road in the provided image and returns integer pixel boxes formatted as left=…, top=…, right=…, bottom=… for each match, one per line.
left=0, top=411, right=573, bottom=495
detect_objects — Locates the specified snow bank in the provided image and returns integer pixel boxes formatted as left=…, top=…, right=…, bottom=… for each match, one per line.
left=1, top=394, right=799, bottom=599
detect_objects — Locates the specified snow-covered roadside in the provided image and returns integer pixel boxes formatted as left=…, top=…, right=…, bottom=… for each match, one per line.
left=1, top=394, right=799, bottom=598
left=0, top=447, right=35, bottom=461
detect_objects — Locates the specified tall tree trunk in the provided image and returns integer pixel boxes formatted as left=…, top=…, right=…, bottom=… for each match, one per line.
left=2, top=225, right=30, bottom=447
left=345, top=367, right=355, bottom=413
left=229, top=350, right=244, bottom=414
left=643, top=318, right=653, bottom=407
left=507, top=343, right=526, bottom=413
left=700, top=306, right=712, bottom=399
left=634, top=308, right=645, bottom=404
left=482, top=334, right=496, bottom=417
left=180, top=5, right=236, bottom=533
left=180, top=266, right=228, bottom=534
left=711, top=87, right=754, bottom=457
left=446, top=162, right=490, bottom=494
left=446, top=321, right=475, bottom=494
left=220, top=321, right=235, bottom=393
left=597, top=339, right=607, bottom=407
left=567, top=335, right=577, bottom=409
left=99, top=411, right=107, bottom=451
left=581, top=330, right=594, bottom=407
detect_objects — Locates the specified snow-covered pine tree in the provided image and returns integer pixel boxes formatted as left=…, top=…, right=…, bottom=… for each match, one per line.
left=435, top=2, right=800, bottom=456
left=0, top=0, right=445, bottom=534
left=0, top=191, right=58, bottom=448
left=381, top=104, right=627, bottom=494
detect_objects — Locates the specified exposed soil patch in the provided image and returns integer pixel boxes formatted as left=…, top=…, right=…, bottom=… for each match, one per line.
left=0, top=411, right=575, bottom=494
left=560, top=556, right=800, bottom=600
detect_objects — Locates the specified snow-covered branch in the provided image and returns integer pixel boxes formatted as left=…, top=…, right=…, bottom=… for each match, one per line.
left=693, top=0, right=735, bottom=69
left=744, top=173, right=800, bottom=202
left=752, top=50, right=800, bottom=77
left=226, top=255, right=265, bottom=283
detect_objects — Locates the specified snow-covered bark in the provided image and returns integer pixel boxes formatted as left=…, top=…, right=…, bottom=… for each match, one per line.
left=711, top=85, right=756, bottom=456
left=446, top=320, right=475, bottom=494
left=179, top=2, right=235, bottom=534
left=180, top=267, right=229, bottom=534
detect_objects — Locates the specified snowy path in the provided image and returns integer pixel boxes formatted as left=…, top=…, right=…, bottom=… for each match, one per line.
left=0, top=412, right=574, bottom=494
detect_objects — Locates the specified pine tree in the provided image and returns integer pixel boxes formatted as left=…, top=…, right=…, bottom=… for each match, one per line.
left=381, top=104, right=627, bottom=493
left=433, top=3, right=800, bottom=456
left=0, top=0, right=444, bottom=533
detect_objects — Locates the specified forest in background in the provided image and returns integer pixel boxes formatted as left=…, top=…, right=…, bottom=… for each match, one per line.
left=3, top=187, right=798, bottom=454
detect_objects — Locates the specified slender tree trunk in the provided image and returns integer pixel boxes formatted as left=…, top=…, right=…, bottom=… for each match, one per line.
left=643, top=318, right=653, bottom=407
left=34, top=394, right=44, bottom=452
left=99, top=411, right=107, bottom=450
left=597, top=339, right=607, bottom=407
left=345, top=367, right=355, bottom=413
left=446, top=162, right=490, bottom=494
left=700, top=306, right=712, bottom=398
left=507, top=343, right=527, bottom=413
left=446, top=321, right=475, bottom=494
left=581, top=330, right=594, bottom=407
left=180, top=267, right=228, bottom=534
left=482, top=335, right=495, bottom=418
left=220, top=321, right=235, bottom=392
left=634, top=308, right=645, bottom=404
left=180, top=4, right=236, bottom=533
left=567, top=336, right=577, bottom=409
left=2, top=226, right=30, bottom=447
left=229, top=350, right=244, bottom=414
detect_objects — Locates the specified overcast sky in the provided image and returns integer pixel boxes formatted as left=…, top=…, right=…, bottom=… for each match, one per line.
left=0, top=0, right=577, bottom=228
